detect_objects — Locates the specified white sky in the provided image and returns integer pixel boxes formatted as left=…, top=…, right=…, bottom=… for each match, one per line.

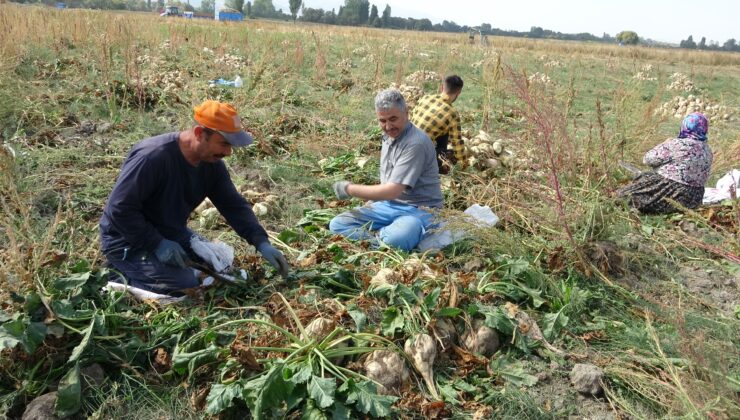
left=191, top=0, right=739, bottom=44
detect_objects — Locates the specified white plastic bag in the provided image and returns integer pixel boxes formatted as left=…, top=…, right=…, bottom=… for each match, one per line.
left=703, top=169, right=739, bottom=204
left=104, top=282, right=186, bottom=305
left=417, top=204, right=499, bottom=251
left=190, top=235, right=234, bottom=273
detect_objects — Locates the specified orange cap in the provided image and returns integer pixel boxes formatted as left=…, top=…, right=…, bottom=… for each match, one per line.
left=193, top=100, right=253, bottom=146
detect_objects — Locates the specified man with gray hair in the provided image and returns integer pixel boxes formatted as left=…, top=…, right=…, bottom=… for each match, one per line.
left=328, top=89, right=443, bottom=251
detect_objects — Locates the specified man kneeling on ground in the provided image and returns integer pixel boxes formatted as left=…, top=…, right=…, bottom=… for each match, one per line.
left=329, top=89, right=443, bottom=252
left=99, top=100, right=290, bottom=296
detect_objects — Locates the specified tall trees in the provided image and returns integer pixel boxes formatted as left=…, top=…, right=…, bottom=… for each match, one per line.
left=678, top=35, right=739, bottom=51
left=288, top=0, right=301, bottom=21
left=358, top=0, right=369, bottom=24
left=441, top=20, right=461, bottom=32
left=381, top=4, right=390, bottom=27
left=251, top=0, right=276, bottom=17
left=226, top=0, right=244, bottom=13
left=368, top=4, right=378, bottom=25
left=199, top=0, right=215, bottom=14
left=414, top=18, right=432, bottom=31
left=301, top=7, right=323, bottom=22
left=322, top=8, right=337, bottom=24
left=338, top=0, right=369, bottom=26
left=616, top=30, right=639, bottom=45
left=680, top=35, right=697, bottom=49
left=529, top=26, right=544, bottom=38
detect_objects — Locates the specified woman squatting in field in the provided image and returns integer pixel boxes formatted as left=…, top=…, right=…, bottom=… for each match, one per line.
left=618, top=112, right=713, bottom=214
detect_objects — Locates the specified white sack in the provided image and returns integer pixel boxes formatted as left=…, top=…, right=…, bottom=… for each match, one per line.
left=190, top=235, right=234, bottom=273
left=104, top=282, right=186, bottom=305
left=417, top=204, right=499, bottom=252
left=703, top=169, right=740, bottom=204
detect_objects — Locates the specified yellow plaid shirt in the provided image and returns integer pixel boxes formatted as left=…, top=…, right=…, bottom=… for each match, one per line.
left=410, top=92, right=468, bottom=164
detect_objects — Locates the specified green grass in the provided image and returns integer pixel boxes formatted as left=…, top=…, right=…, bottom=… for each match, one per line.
left=85, top=377, right=201, bottom=420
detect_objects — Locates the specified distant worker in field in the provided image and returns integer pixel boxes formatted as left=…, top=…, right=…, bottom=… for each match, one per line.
left=410, top=74, right=469, bottom=174
left=99, top=100, right=290, bottom=295
left=329, top=89, right=443, bottom=251
left=618, top=112, right=713, bottom=214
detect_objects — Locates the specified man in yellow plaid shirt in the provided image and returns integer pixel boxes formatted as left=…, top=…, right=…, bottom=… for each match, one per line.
left=410, top=75, right=468, bottom=174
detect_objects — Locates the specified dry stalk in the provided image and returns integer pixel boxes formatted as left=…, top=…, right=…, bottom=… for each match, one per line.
left=373, top=43, right=389, bottom=88
left=506, top=66, right=579, bottom=253
left=393, top=58, right=405, bottom=86
left=645, top=313, right=702, bottom=417
left=596, top=98, right=610, bottom=176
left=480, top=54, right=503, bottom=132
left=311, top=32, right=327, bottom=82
left=293, top=40, right=305, bottom=68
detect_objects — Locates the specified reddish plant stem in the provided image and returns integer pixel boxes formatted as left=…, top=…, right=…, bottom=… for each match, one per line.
left=507, top=67, right=578, bottom=250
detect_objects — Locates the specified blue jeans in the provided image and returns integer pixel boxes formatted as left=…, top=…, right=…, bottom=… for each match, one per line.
left=329, top=201, right=437, bottom=251
left=105, top=248, right=199, bottom=295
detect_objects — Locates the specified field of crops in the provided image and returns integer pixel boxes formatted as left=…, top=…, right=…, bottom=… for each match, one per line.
left=1, top=4, right=739, bottom=419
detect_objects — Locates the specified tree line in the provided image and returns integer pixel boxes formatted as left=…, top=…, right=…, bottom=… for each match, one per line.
left=679, top=35, right=739, bottom=52
left=227, top=1, right=740, bottom=51
left=8, top=0, right=739, bottom=52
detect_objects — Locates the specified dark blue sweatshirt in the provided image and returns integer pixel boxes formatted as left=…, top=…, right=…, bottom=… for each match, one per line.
left=100, top=132, right=269, bottom=254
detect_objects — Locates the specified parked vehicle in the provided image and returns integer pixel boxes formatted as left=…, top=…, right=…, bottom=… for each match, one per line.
left=159, top=6, right=180, bottom=17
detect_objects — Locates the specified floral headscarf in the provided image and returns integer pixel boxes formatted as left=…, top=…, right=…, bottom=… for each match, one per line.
left=678, top=112, right=708, bottom=142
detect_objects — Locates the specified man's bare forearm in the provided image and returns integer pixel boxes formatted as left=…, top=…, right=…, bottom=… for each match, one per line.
left=346, top=183, right=405, bottom=201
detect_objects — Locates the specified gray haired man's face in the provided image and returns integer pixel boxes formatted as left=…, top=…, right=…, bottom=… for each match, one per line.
left=376, top=106, right=408, bottom=139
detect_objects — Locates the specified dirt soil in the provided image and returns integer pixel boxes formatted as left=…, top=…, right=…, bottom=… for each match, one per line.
left=675, top=265, right=739, bottom=315
left=527, top=359, right=617, bottom=419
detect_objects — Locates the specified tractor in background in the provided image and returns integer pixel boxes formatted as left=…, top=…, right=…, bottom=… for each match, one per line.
left=159, top=5, right=181, bottom=17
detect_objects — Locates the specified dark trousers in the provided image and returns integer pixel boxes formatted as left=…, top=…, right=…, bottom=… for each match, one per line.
left=105, top=248, right=199, bottom=296
left=434, top=134, right=451, bottom=174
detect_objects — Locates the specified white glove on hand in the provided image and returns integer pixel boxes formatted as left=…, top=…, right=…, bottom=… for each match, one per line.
left=333, top=180, right=351, bottom=199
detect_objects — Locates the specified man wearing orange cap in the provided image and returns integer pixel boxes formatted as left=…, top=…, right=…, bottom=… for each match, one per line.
left=99, top=100, right=290, bottom=295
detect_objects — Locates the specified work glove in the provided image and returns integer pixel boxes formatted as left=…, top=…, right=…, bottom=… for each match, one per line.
left=258, top=242, right=290, bottom=278
left=154, top=239, right=188, bottom=268
left=333, top=180, right=351, bottom=200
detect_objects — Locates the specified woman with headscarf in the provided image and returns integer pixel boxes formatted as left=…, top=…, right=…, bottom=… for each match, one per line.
left=618, top=112, right=713, bottom=214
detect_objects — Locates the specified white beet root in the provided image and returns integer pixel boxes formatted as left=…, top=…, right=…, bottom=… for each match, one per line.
left=199, top=207, right=220, bottom=229
left=504, top=302, right=564, bottom=355
left=461, top=319, right=500, bottom=357
left=363, top=350, right=410, bottom=396
left=252, top=202, right=269, bottom=217
left=195, top=198, right=213, bottom=214
left=370, top=267, right=401, bottom=289
left=477, top=130, right=491, bottom=143
left=431, top=318, right=458, bottom=352
left=404, top=333, right=440, bottom=399
left=263, top=194, right=279, bottom=204
left=301, top=317, right=347, bottom=364
left=485, top=158, right=501, bottom=169
left=301, top=317, right=336, bottom=342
